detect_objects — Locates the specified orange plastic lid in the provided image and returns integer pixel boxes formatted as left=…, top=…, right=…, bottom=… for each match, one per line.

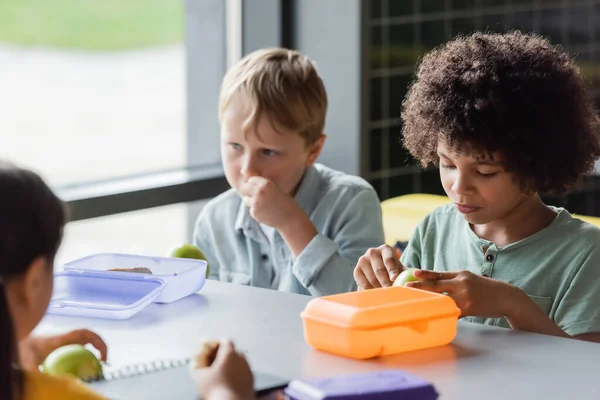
left=302, top=286, right=460, bottom=330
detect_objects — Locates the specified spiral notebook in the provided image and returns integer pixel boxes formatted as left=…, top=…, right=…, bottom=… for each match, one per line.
left=86, top=358, right=289, bottom=400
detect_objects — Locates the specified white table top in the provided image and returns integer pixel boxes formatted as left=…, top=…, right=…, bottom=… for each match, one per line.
left=37, top=280, right=600, bottom=400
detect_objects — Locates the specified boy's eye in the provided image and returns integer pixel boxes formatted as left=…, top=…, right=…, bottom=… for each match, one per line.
left=477, top=171, right=498, bottom=177
left=441, top=164, right=456, bottom=170
left=230, top=143, right=242, bottom=150
left=262, top=149, right=278, bottom=156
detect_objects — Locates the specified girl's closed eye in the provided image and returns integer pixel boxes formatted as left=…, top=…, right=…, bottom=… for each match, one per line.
left=441, top=164, right=456, bottom=170
left=477, top=170, right=498, bottom=177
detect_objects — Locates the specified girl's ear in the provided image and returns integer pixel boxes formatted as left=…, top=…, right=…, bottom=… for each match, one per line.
left=22, top=256, right=52, bottom=313
left=4, top=256, right=52, bottom=342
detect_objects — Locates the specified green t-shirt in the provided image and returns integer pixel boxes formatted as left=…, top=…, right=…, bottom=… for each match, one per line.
left=400, top=204, right=600, bottom=336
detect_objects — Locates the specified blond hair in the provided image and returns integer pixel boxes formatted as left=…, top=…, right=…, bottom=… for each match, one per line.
left=219, top=48, right=328, bottom=145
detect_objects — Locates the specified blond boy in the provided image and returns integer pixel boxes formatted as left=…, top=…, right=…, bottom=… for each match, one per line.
left=193, top=48, right=384, bottom=296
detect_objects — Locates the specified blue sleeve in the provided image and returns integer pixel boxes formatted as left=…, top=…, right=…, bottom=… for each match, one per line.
left=291, top=188, right=385, bottom=296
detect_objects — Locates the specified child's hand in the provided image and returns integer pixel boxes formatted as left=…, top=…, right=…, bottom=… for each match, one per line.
left=19, top=329, right=107, bottom=371
left=192, top=340, right=254, bottom=400
left=354, top=244, right=405, bottom=289
left=406, top=270, right=514, bottom=318
left=239, top=176, right=304, bottom=229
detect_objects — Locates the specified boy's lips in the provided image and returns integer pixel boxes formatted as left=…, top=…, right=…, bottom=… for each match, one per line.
left=455, top=203, right=481, bottom=214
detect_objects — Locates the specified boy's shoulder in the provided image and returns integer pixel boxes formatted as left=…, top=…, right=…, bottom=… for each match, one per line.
left=429, top=202, right=458, bottom=215
left=203, top=187, right=241, bottom=209
left=552, top=208, right=600, bottom=244
left=197, top=188, right=241, bottom=224
left=421, top=203, right=462, bottom=225
left=419, top=204, right=600, bottom=248
left=312, top=163, right=376, bottom=193
left=197, top=165, right=381, bottom=227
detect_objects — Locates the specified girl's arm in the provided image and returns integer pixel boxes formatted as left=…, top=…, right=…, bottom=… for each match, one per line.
left=19, top=329, right=107, bottom=370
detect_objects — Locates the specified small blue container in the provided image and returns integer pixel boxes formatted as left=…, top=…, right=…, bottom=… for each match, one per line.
left=63, top=253, right=207, bottom=303
left=47, top=253, right=208, bottom=320
left=284, top=370, right=439, bottom=400
left=48, top=270, right=165, bottom=320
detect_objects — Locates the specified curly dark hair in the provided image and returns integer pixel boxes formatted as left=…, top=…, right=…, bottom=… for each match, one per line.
left=401, top=30, right=600, bottom=194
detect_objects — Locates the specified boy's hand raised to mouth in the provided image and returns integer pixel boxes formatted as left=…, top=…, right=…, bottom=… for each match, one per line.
left=239, top=176, right=303, bottom=229
left=239, top=176, right=317, bottom=258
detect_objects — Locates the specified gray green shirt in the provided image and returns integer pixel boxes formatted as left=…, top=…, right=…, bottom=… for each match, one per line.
left=400, top=204, right=600, bottom=336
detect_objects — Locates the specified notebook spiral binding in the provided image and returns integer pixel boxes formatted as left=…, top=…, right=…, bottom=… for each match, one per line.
left=84, top=357, right=191, bottom=383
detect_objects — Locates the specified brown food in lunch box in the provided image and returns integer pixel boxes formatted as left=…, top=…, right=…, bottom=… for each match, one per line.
left=107, top=267, right=153, bottom=274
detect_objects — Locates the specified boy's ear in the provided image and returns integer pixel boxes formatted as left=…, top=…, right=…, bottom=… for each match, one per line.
left=306, top=135, right=326, bottom=165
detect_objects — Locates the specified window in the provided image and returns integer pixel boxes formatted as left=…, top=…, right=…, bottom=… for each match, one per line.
left=366, top=0, right=600, bottom=216
left=0, top=0, right=239, bottom=265
left=55, top=200, right=206, bottom=269
left=0, top=0, right=187, bottom=187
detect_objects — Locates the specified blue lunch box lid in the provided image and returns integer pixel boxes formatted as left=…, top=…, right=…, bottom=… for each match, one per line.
left=284, top=370, right=439, bottom=400
left=47, top=270, right=166, bottom=319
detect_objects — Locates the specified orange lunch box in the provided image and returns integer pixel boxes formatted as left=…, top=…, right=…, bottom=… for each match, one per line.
left=301, top=286, right=460, bottom=359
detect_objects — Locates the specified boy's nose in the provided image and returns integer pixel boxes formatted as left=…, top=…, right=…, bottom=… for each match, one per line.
left=240, top=157, right=260, bottom=178
left=451, top=174, right=473, bottom=195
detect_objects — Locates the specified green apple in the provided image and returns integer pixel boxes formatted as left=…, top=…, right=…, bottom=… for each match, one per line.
left=168, top=243, right=210, bottom=278
left=392, top=268, right=421, bottom=287
left=41, top=344, right=103, bottom=381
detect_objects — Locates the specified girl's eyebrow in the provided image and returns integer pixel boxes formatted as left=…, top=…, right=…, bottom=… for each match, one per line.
left=438, top=151, right=500, bottom=166
left=476, top=160, right=499, bottom=166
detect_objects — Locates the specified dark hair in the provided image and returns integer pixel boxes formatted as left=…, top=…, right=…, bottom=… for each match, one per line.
left=0, top=162, right=67, bottom=400
left=401, top=31, right=600, bottom=194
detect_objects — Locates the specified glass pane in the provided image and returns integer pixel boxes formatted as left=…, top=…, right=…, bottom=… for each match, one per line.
left=389, top=0, right=414, bottom=17
left=508, top=11, right=535, bottom=32
left=389, top=174, right=415, bottom=198
left=369, top=129, right=383, bottom=172
left=451, top=0, right=475, bottom=10
left=56, top=200, right=207, bottom=269
left=420, top=170, right=445, bottom=195
left=370, top=0, right=383, bottom=19
left=539, top=8, right=564, bottom=45
left=389, top=24, right=416, bottom=68
left=509, top=0, right=534, bottom=6
left=0, top=0, right=186, bottom=187
left=595, top=4, right=600, bottom=43
left=369, top=178, right=385, bottom=200
left=451, top=17, right=477, bottom=37
left=577, top=51, right=598, bottom=86
left=419, top=20, right=447, bottom=50
left=485, top=0, right=506, bottom=7
left=370, top=26, right=385, bottom=69
left=419, top=0, right=445, bottom=14
left=389, top=74, right=413, bottom=120
left=370, top=78, right=384, bottom=122
left=567, top=6, right=591, bottom=46
left=389, top=126, right=417, bottom=169
left=482, top=14, right=507, bottom=33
